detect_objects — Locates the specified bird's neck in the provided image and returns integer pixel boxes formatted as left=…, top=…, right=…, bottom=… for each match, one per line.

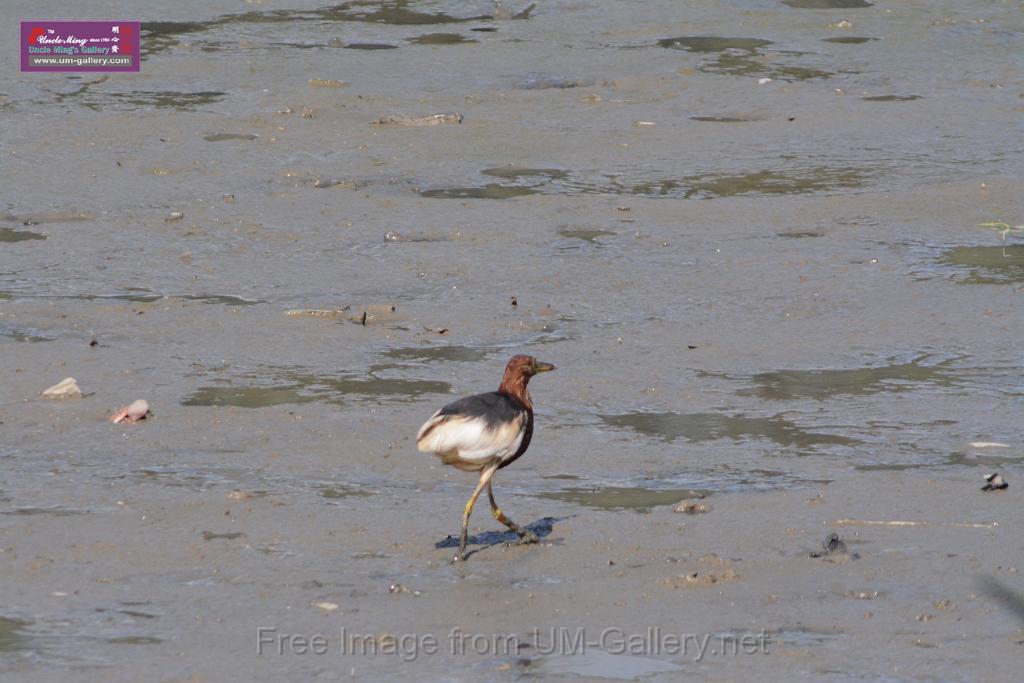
left=499, top=373, right=533, bottom=411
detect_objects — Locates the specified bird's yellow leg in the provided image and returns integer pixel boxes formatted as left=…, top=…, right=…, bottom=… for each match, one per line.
left=488, top=481, right=539, bottom=544
left=457, top=465, right=498, bottom=562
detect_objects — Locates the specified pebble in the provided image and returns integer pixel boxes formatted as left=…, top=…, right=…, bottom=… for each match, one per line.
left=41, top=377, right=83, bottom=399
left=312, top=601, right=339, bottom=611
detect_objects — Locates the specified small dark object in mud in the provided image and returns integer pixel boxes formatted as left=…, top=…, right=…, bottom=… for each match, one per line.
left=982, top=473, right=1008, bottom=492
left=823, top=533, right=846, bottom=554
left=202, top=531, right=244, bottom=541
left=811, top=532, right=857, bottom=560
left=89, top=339, right=98, bottom=347
left=687, top=345, right=697, bottom=350
left=510, top=296, right=518, bottom=307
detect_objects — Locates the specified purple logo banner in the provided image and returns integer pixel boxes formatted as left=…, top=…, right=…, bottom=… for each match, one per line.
left=21, top=21, right=140, bottom=72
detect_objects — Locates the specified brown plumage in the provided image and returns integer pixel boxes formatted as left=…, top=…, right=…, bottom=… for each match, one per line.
left=417, top=355, right=555, bottom=561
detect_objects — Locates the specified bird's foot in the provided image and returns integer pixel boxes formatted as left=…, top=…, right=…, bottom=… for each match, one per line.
left=515, top=530, right=540, bottom=545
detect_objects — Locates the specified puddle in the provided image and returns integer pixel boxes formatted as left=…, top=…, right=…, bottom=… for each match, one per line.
left=5, top=211, right=95, bottom=225
left=558, top=229, right=616, bottom=243
left=712, top=356, right=958, bottom=397
left=657, top=37, right=773, bottom=53
left=690, top=116, right=757, bottom=123
left=483, top=168, right=569, bottom=182
left=319, top=485, right=373, bottom=499
left=536, top=486, right=706, bottom=511
left=0, top=506, right=88, bottom=516
left=822, top=36, right=877, bottom=44
left=421, top=168, right=565, bottom=196
left=182, top=366, right=451, bottom=407
left=600, top=412, right=857, bottom=449
left=518, top=73, right=593, bottom=90
left=380, top=345, right=489, bottom=363
left=45, top=79, right=225, bottom=109
left=65, top=291, right=163, bottom=303
left=944, top=451, right=1024, bottom=469
left=425, top=166, right=870, bottom=200
left=707, top=355, right=960, bottom=400
left=343, top=42, right=399, bottom=50
left=0, top=324, right=54, bottom=342
left=517, top=649, right=681, bottom=679
left=202, top=530, right=245, bottom=541
left=202, top=133, right=258, bottom=142
left=118, top=610, right=159, bottom=620
left=138, top=3, right=530, bottom=59
left=767, top=627, right=843, bottom=647
left=323, top=4, right=492, bottom=25
left=703, top=53, right=833, bottom=81
left=862, top=95, right=922, bottom=102
left=928, top=245, right=1024, bottom=285
left=777, top=230, right=824, bottom=238
left=0, top=228, right=46, bottom=243
left=177, top=294, right=264, bottom=306
left=407, top=33, right=477, bottom=45
left=106, top=90, right=226, bottom=110
left=141, top=21, right=212, bottom=56
left=656, top=36, right=831, bottom=81
left=0, top=617, right=30, bottom=653
left=108, top=636, right=162, bottom=645
left=183, top=385, right=318, bottom=408
left=627, top=167, right=869, bottom=199
left=421, top=185, right=540, bottom=200
left=784, top=0, right=871, bottom=6
left=127, top=466, right=248, bottom=490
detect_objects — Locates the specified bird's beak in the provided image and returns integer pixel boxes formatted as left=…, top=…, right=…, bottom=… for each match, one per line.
left=534, top=361, right=556, bottom=373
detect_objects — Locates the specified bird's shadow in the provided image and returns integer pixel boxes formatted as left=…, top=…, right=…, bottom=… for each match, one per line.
left=435, top=515, right=570, bottom=559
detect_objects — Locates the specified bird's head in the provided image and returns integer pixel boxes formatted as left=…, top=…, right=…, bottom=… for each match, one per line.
left=506, top=354, right=556, bottom=378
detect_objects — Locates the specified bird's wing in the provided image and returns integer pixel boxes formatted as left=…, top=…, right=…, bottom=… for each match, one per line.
left=417, top=411, right=526, bottom=466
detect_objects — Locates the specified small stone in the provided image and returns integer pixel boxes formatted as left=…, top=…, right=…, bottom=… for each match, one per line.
left=41, top=377, right=83, bottom=399
left=312, top=601, right=339, bottom=612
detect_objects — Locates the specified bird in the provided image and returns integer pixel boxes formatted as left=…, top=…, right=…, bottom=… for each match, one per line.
left=417, top=354, right=555, bottom=561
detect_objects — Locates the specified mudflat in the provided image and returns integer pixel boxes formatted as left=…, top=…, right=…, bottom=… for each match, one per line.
left=2, top=1, right=1022, bottom=681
